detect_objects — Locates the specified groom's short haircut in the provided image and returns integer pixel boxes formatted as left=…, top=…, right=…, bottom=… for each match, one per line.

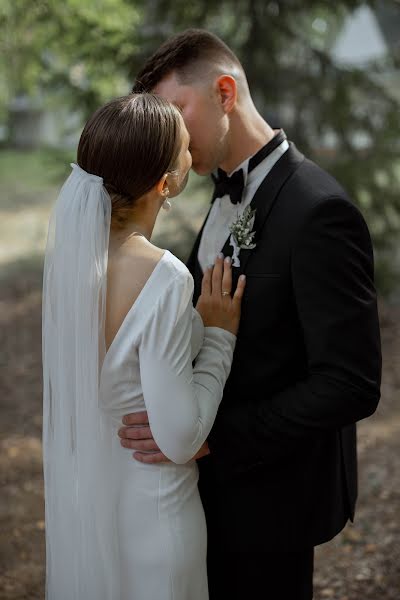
left=132, top=28, right=246, bottom=93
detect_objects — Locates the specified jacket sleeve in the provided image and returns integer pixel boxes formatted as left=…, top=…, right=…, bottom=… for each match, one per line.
left=207, top=196, right=382, bottom=468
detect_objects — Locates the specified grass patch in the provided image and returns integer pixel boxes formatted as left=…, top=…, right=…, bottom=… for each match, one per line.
left=0, top=147, right=75, bottom=186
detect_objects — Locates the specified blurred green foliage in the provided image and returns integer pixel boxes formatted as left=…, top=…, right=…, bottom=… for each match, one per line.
left=0, top=0, right=142, bottom=118
left=0, top=0, right=399, bottom=294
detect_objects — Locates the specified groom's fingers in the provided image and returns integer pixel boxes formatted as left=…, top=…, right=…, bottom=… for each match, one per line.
left=122, top=411, right=149, bottom=426
left=133, top=451, right=171, bottom=464
left=118, top=426, right=153, bottom=440
left=120, top=438, right=160, bottom=451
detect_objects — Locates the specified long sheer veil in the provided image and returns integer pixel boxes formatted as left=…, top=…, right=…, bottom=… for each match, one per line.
left=42, top=163, right=120, bottom=599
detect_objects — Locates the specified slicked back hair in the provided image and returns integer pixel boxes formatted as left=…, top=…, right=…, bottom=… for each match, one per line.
left=77, top=93, right=182, bottom=228
left=132, top=28, right=245, bottom=93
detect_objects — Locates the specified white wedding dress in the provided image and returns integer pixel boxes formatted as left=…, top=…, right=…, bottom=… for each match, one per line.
left=98, top=249, right=235, bottom=600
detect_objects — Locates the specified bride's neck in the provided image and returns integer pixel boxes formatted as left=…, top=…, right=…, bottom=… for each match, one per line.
left=109, top=197, right=159, bottom=251
left=109, top=220, right=152, bottom=252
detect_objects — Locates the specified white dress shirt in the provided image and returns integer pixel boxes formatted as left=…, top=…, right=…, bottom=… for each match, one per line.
left=197, top=139, right=289, bottom=272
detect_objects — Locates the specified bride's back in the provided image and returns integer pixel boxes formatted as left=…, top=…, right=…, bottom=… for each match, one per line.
left=105, top=236, right=165, bottom=353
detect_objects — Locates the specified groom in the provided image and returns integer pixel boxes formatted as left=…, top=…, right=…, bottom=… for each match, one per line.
left=118, top=29, right=382, bottom=599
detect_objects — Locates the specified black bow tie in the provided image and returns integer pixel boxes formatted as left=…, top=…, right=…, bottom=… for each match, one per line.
left=211, top=168, right=244, bottom=205
left=211, top=128, right=287, bottom=205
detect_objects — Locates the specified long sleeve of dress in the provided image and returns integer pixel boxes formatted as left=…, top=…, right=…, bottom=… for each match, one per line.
left=138, top=268, right=236, bottom=464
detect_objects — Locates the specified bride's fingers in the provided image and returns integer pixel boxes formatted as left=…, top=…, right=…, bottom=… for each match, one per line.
left=232, top=274, right=246, bottom=308
left=201, top=265, right=212, bottom=297
left=221, top=256, right=232, bottom=298
left=211, top=253, right=224, bottom=297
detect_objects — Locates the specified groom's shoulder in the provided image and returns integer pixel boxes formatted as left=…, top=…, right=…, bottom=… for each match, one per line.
left=281, top=149, right=370, bottom=236
left=286, top=151, right=350, bottom=206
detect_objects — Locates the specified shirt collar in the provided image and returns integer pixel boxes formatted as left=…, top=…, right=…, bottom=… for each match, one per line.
left=214, top=128, right=287, bottom=188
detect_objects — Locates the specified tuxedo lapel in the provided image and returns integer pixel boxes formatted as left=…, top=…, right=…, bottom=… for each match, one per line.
left=186, top=228, right=202, bottom=276
left=187, top=143, right=304, bottom=296
left=228, top=143, right=304, bottom=279
left=186, top=206, right=212, bottom=302
left=186, top=202, right=213, bottom=275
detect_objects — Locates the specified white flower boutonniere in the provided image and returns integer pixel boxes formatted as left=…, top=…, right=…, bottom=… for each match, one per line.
left=228, top=205, right=257, bottom=267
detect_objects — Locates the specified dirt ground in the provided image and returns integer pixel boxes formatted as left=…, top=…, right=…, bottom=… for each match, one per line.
left=0, top=256, right=399, bottom=599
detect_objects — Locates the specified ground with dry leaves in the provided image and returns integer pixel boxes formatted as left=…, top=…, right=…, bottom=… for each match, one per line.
left=0, top=151, right=399, bottom=599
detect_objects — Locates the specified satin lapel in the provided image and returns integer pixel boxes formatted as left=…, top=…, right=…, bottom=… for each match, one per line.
left=186, top=204, right=212, bottom=276
left=186, top=229, right=202, bottom=276
left=227, top=143, right=305, bottom=283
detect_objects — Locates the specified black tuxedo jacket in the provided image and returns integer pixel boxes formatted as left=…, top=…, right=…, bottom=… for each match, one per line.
left=187, top=142, right=382, bottom=552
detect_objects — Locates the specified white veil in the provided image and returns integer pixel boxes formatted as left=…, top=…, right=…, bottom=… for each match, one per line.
left=42, top=163, right=120, bottom=599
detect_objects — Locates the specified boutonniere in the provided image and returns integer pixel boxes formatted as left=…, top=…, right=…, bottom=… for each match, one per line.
left=228, top=205, right=257, bottom=267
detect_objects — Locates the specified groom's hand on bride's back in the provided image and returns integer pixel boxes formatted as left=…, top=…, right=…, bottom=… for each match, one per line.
left=118, top=412, right=210, bottom=463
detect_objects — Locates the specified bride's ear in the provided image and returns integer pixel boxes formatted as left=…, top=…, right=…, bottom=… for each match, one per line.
left=156, top=174, right=169, bottom=197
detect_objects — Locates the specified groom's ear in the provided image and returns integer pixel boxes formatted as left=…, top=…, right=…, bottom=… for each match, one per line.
left=216, top=75, right=237, bottom=114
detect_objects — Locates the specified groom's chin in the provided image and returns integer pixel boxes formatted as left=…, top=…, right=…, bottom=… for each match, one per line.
left=191, top=163, right=213, bottom=177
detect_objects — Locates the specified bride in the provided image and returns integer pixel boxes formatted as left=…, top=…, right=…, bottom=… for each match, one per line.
left=42, top=92, right=245, bottom=599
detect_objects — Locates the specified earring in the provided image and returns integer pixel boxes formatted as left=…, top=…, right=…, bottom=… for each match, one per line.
left=162, top=198, right=172, bottom=211
left=162, top=187, right=171, bottom=211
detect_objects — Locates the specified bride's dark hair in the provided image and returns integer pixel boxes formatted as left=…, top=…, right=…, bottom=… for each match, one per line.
left=77, top=93, right=182, bottom=227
